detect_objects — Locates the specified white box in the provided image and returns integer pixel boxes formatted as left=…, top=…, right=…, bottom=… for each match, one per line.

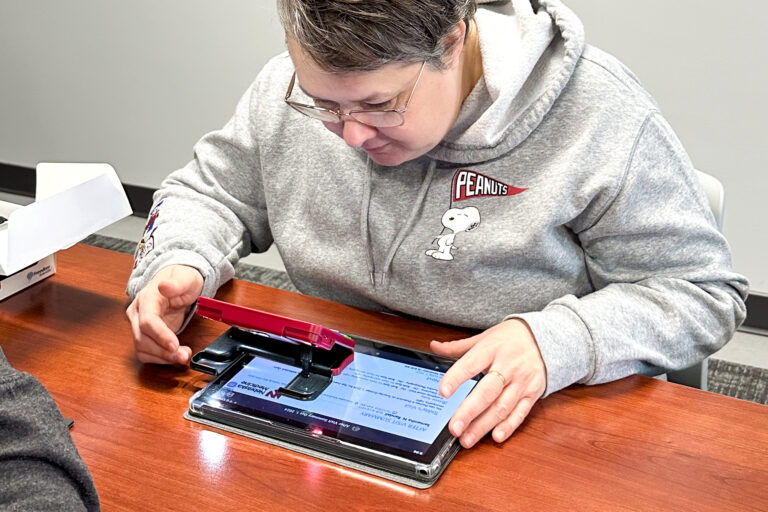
left=0, top=254, right=57, bottom=301
left=0, top=163, right=132, bottom=300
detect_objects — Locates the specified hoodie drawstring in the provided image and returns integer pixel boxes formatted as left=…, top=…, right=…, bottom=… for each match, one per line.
left=361, top=157, right=376, bottom=285
left=361, top=157, right=436, bottom=287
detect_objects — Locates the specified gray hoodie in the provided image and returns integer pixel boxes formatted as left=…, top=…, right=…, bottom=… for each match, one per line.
left=128, top=0, right=748, bottom=396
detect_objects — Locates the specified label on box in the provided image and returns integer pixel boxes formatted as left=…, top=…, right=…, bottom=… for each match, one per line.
left=0, top=254, right=57, bottom=301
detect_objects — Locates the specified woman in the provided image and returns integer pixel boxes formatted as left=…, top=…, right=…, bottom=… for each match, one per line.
left=126, top=0, right=747, bottom=448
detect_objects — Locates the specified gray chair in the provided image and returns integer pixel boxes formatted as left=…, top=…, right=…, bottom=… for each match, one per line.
left=666, top=170, right=725, bottom=390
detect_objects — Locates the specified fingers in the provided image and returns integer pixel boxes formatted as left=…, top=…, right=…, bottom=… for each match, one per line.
left=436, top=320, right=547, bottom=448
left=491, top=396, right=536, bottom=443
left=126, top=275, right=197, bottom=366
left=449, top=369, right=513, bottom=440
left=133, top=326, right=184, bottom=364
left=178, top=345, right=193, bottom=364
left=157, top=279, right=187, bottom=304
left=430, top=335, right=480, bottom=358
left=137, top=344, right=191, bottom=365
left=157, top=276, right=201, bottom=309
left=129, top=309, right=184, bottom=364
left=453, top=380, right=539, bottom=448
left=437, top=339, right=493, bottom=398
left=138, top=298, right=182, bottom=353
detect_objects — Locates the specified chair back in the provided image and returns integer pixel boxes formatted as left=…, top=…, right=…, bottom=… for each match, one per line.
left=695, top=170, right=725, bottom=230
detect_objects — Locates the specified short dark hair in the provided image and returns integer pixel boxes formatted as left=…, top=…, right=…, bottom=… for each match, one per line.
left=277, top=0, right=477, bottom=71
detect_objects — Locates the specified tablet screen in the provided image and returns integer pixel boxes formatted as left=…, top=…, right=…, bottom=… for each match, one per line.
left=195, top=339, right=478, bottom=463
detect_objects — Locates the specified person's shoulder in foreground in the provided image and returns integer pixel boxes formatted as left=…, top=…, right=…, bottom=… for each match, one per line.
left=0, top=347, right=100, bottom=511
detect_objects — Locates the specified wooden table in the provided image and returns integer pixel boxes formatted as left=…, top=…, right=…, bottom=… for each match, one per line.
left=1, top=244, right=767, bottom=511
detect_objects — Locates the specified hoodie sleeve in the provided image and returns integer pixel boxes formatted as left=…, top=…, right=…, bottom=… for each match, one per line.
left=0, top=348, right=100, bottom=511
left=126, top=77, right=271, bottom=300
left=513, top=111, right=749, bottom=396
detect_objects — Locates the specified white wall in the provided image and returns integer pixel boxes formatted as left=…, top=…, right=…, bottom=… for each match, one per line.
left=1, top=1, right=765, bottom=291
left=0, top=1, right=285, bottom=185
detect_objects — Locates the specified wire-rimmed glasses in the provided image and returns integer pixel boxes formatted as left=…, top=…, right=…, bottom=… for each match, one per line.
left=284, top=61, right=426, bottom=128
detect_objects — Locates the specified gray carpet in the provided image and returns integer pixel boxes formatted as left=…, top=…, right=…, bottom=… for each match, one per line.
left=83, top=233, right=767, bottom=406
left=708, top=359, right=768, bottom=405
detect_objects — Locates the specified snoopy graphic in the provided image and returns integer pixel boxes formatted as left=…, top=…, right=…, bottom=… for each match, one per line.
left=425, top=206, right=480, bottom=261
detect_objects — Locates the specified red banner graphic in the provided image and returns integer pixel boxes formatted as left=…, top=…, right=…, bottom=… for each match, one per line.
left=452, top=169, right=526, bottom=201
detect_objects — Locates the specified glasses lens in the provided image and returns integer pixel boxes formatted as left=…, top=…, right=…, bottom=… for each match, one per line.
left=350, top=111, right=404, bottom=128
left=287, top=103, right=341, bottom=123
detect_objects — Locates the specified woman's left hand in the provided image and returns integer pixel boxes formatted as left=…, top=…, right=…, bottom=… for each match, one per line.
left=430, top=318, right=547, bottom=448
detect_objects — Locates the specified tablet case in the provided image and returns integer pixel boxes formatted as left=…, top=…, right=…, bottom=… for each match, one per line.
left=183, top=407, right=458, bottom=489
left=188, top=298, right=461, bottom=488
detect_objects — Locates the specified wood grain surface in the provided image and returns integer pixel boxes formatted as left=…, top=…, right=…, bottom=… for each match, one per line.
left=1, top=244, right=766, bottom=511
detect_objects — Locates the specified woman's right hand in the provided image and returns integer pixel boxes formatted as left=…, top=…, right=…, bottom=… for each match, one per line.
left=126, top=265, right=204, bottom=365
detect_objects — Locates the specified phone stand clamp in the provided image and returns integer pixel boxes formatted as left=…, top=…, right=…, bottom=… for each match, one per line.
left=190, top=297, right=355, bottom=400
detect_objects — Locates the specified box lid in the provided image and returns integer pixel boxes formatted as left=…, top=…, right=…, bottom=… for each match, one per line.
left=0, top=163, right=132, bottom=275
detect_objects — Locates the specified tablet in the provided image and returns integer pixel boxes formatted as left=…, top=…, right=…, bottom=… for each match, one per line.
left=187, top=332, right=479, bottom=488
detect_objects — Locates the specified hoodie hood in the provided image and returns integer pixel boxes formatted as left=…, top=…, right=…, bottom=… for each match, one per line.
left=428, top=0, right=585, bottom=164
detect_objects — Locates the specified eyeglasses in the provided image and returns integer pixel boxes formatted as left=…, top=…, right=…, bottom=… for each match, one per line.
left=284, top=61, right=426, bottom=128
